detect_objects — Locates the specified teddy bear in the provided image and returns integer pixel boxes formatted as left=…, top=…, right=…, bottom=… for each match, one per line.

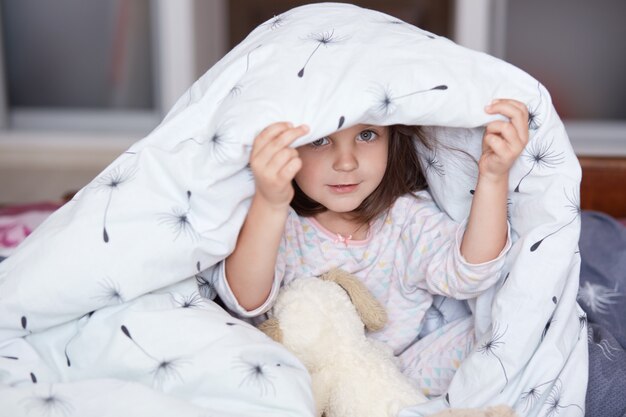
left=258, top=269, right=516, bottom=417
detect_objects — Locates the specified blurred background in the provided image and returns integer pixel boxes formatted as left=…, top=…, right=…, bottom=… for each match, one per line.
left=0, top=0, right=625, bottom=205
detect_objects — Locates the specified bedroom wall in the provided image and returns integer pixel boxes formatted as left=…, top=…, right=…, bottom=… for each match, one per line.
left=0, top=0, right=226, bottom=204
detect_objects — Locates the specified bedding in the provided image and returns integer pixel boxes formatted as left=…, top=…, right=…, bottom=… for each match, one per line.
left=579, top=211, right=626, bottom=417
left=586, top=324, right=626, bottom=417
left=0, top=3, right=587, bottom=416
left=579, top=211, right=626, bottom=349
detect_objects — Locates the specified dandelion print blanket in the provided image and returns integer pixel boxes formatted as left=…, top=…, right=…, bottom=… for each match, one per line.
left=0, top=3, right=587, bottom=416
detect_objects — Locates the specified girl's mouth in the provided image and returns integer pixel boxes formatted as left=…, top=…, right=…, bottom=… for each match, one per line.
left=328, top=184, right=358, bottom=193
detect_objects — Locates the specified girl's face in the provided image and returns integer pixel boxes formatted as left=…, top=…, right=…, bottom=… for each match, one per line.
left=295, top=124, right=389, bottom=214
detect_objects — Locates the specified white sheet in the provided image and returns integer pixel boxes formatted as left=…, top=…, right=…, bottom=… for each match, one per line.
left=0, top=3, right=587, bottom=416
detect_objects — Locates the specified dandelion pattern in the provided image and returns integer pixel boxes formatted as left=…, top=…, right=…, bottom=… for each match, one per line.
left=298, top=29, right=349, bottom=77
left=234, top=357, right=277, bottom=397
left=578, top=282, right=620, bottom=315
left=543, top=379, right=583, bottom=417
left=540, top=297, right=559, bottom=341
left=158, top=191, right=201, bottom=241
left=424, top=151, right=445, bottom=177
left=94, top=277, right=125, bottom=305
left=501, top=272, right=510, bottom=286
left=194, top=261, right=217, bottom=300
left=378, top=17, right=436, bottom=39
left=219, top=44, right=260, bottom=105
left=1, top=354, right=18, bottom=360
left=64, top=312, right=93, bottom=367
left=477, top=322, right=509, bottom=391
left=337, top=115, right=345, bottom=129
left=213, top=129, right=235, bottom=162
left=542, top=315, right=554, bottom=341
left=245, top=162, right=255, bottom=182
left=596, top=339, right=621, bottom=362
left=21, top=387, right=75, bottom=417
left=196, top=273, right=217, bottom=301
left=578, top=314, right=587, bottom=333
left=158, top=208, right=196, bottom=240
left=121, top=325, right=187, bottom=389
left=369, top=83, right=448, bottom=116
left=263, top=14, right=288, bottom=31
left=530, top=188, right=580, bottom=252
left=95, top=165, right=138, bottom=243
left=515, top=136, right=564, bottom=192
left=588, top=332, right=620, bottom=362
left=171, top=291, right=205, bottom=309
left=176, top=126, right=234, bottom=163
left=528, top=82, right=544, bottom=131
left=226, top=83, right=242, bottom=101
left=516, top=379, right=553, bottom=413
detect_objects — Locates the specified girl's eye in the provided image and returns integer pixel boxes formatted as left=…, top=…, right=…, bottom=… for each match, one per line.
left=357, top=130, right=378, bottom=142
left=310, top=137, right=330, bottom=147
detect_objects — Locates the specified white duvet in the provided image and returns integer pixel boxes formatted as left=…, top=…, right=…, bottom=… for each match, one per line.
left=0, top=3, right=587, bottom=416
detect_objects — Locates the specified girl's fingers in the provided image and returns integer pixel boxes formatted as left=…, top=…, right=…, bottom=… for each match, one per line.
left=486, top=99, right=529, bottom=146
left=488, top=98, right=527, bottom=116
left=265, top=124, right=309, bottom=157
left=265, top=147, right=300, bottom=178
left=484, top=120, right=521, bottom=152
left=277, top=156, right=302, bottom=183
left=487, top=101, right=527, bottom=137
left=483, top=133, right=510, bottom=158
left=491, top=98, right=528, bottom=114
left=251, top=122, right=294, bottom=159
left=252, top=124, right=308, bottom=167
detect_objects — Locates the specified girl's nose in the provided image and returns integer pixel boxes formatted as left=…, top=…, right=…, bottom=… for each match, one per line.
left=332, top=148, right=358, bottom=172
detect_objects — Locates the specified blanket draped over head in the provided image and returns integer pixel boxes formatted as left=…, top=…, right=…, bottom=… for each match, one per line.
left=0, top=3, right=587, bottom=417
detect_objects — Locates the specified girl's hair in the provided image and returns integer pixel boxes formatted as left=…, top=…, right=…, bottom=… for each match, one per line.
left=290, top=125, right=435, bottom=225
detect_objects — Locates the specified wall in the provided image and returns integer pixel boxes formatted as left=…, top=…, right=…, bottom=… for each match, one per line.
left=0, top=0, right=227, bottom=204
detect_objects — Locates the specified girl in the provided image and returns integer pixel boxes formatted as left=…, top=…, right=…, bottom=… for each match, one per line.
left=213, top=99, right=529, bottom=396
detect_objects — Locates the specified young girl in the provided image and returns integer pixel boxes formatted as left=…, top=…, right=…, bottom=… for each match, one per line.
left=213, top=99, right=529, bottom=396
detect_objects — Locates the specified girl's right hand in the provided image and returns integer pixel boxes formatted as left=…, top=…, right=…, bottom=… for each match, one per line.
left=249, top=122, right=309, bottom=209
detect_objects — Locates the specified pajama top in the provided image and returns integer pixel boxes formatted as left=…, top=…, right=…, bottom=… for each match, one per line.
left=212, top=190, right=511, bottom=396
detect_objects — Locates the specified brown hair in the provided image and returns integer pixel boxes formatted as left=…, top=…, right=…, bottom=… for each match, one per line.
left=290, top=125, right=435, bottom=225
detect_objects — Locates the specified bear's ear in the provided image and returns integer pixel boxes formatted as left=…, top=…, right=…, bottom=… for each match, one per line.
left=258, top=317, right=283, bottom=343
left=321, top=269, right=387, bottom=332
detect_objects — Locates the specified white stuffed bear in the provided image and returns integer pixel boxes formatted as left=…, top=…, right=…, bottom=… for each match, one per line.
left=258, top=269, right=517, bottom=417
left=258, top=268, right=427, bottom=417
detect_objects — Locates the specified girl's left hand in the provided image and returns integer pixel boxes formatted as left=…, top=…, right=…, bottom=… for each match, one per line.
left=480, top=99, right=529, bottom=182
